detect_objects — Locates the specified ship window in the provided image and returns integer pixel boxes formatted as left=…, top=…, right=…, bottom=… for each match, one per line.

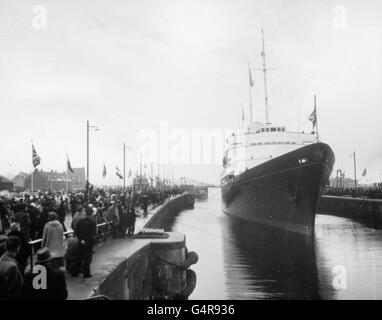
left=286, top=141, right=290, bottom=144
left=271, top=128, right=276, bottom=132
left=282, top=127, right=285, bottom=132
left=266, top=128, right=270, bottom=132
left=277, top=127, right=281, bottom=132
left=271, top=141, right=276, bottom=144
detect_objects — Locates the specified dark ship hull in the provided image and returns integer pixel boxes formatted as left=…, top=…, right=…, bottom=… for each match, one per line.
left=221, top=142, right=335, bottom=236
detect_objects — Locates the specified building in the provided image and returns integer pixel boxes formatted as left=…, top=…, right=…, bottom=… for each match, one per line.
left=0, top=175, right=14, bottom=191
left=24, top=167, right=86, bottom=191
left=133, top=176, right=150, bottom=189
left=13, top=172, right=29, bottom=191
left=329, top=177, right=357, bottom=188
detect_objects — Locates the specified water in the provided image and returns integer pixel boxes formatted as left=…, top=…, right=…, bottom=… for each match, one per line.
left=167, top=188, right=382, bottom=300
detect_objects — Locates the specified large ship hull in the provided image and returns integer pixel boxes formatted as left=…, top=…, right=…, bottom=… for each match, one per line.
left=221, top=143, right=335, bottom=236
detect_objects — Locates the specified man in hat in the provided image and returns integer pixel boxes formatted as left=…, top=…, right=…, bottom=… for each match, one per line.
left=22, top=247, right=68, bottom=300
left=72, top=208, right=97, bottom=278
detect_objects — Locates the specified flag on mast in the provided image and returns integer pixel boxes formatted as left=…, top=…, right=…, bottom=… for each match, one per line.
left=362, top=168, right=367, bottom=177
left=102, top=163, right=107, bottom=178
left=308, top=106, right=317, bottom=130
left=116, top=166, right=123, bottom=179
left=67, top=154, right=74, bottom=173
left=249, top=67, right=254, bottom=87
left=32, top=144, right=41, bottom=168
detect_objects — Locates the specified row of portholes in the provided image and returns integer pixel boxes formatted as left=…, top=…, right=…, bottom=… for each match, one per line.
left=250, top=141, right=297, bottom=146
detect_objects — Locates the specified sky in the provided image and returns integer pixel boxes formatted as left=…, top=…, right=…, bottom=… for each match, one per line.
left=0, top=0, right=381, bottom=186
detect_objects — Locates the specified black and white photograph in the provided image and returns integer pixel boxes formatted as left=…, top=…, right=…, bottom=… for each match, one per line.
left=1, top=0, right=382, bottom=305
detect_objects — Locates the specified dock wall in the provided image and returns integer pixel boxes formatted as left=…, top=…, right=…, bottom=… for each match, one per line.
left=318, top=195, right=382, bottom=228
left=144, top=194, right=193, bottom=230
left=87, top=194, right=196, bottom=300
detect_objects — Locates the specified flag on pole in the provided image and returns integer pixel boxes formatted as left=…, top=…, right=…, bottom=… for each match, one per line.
left=116, top=166, right=123, bottom=179
left=362, top=168, right=367, bottom=177
left=128, top=169, right=132, bottom=178
left=308, top=106, right=317, bottom=130
left=67, top=154, right=74, bottom=173
left=32, top=144, right=41, bottom=168
left=249, top=67, right=254, bottom=87
left=102, top=163, right=107, bottom=178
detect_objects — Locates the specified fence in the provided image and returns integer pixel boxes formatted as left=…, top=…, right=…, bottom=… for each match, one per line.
left=28, top=221, right=113, bottom=269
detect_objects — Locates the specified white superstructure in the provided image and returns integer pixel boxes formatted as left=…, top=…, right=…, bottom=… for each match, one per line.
left=222, top=122, right=316, bottom=180
left=221, top=29, right=318, bottom=182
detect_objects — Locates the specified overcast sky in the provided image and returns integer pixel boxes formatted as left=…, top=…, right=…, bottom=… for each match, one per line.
left=0, top=0, right=381, bottom=186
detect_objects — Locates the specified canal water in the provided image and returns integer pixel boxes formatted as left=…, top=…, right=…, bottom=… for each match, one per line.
left=167, top=188, right=382, bottom=300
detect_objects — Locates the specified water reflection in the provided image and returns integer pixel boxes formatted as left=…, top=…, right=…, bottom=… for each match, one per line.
left=169, top=188, right=382, bottom=299
left=221, top=216, right=324, bottom=299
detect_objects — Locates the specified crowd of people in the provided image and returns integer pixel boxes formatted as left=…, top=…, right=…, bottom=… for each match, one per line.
left=323, top=186, right=382, bottom=199
left=0, top=185, right=185, bottom=300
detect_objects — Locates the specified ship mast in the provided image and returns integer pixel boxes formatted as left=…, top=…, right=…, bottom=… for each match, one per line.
left=261, top=28, right=270, bottom=124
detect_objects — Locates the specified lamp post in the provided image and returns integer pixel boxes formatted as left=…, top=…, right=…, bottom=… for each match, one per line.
left=86, top=120, right=100, bottom=186
left=123, top=143, right=132, bottom=191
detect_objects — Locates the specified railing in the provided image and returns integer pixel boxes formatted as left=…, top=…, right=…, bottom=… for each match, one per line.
left=28, top=221, right=113, bottom=269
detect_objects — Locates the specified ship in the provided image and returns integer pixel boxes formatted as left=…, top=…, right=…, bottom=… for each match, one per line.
left=221, top=29, right=335, bottom=237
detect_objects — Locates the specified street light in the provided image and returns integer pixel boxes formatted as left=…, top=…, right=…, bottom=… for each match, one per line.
left=123, top=143, right=133, bottom=191
left=86, top=120, right=100, bottom=185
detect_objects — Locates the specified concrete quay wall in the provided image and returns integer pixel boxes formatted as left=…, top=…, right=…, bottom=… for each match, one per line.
left=318, top=195, right=382, bottom=228
left=144, top=194, right=193, bottom=230
left=84, top=194, right=195, bottom=300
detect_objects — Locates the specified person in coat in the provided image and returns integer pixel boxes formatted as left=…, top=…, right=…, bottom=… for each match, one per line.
left=14, top=204, right=31, bottom=240
left=41, top=212, right=65, bottom=269
left=71, top=204, right=86, bottom=234
left=22, top=247, right=68, bottom=300
left=127, top=207, right=139, bottom=237
left=0, top=236, right=23, bottom=300
left=72, top=209, right=97, bottom=278
left=106, top=201, right=119, bottom=238
left=7, top=223, right=30, bottom=274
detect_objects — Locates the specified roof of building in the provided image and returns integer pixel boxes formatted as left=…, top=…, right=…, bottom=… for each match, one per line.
left=0, top=175, right=13, bottom=183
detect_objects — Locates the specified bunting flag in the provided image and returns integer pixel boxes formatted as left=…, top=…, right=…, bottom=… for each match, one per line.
left=67, top=154, right=74, bottom=173
left=116, top=166, right=123, bottom=179
left=103, top=163, right=107, bottom=178
left=248, top=67, right=254, bottom=87
left=308, top=106, right=317, bottom=130
left=32, top=144, right=41, bottom=168
left=362, top=168, right=367, bottom=177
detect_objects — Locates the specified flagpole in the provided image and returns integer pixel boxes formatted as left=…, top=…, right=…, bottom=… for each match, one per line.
left=140, top=154, right=142, bottom=189
left=353, top=151, right=357, bottom=191
left=31, top=141, right=34, bottom=196
left=314, top=94, right=319, bottom=142
left=123, top=143, right=126, bottom=192
left=248, top=62, right=253, bottom=125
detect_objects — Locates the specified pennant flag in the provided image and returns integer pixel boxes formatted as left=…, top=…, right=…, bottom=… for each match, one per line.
left=128, top=169, right=132, bottom=178
left=103, top=163, right=107, bottom=178
left=362, top=168, right=367, bottom=177
left=32, top=144, right=41, bottom=168
left=67, top=154, right=74, bottom=174
left=308, top=106, right=317, bottom=130
left=248, top=68, right=254, bottom=87
left=116, top=166, right=123, bottom=179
